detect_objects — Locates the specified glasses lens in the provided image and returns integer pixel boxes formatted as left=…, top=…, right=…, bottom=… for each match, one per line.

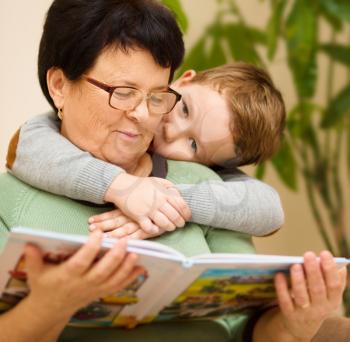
left=110, top=87, right=140, bottom=110
left=110, top=87, right=179, bottom=114
left=148, top=92, right=178, bottom=115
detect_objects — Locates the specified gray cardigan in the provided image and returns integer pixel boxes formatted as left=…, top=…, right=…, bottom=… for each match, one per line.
left=9, top=113, right=284, bottom=236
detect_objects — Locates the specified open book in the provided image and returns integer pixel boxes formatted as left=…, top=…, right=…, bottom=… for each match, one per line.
left=0, top=227, right=349, bottom=328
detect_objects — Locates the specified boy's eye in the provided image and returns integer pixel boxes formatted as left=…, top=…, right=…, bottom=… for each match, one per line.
left=189, top=138, right=197, bottom=152
left=182, top=100, right=189, bottom=117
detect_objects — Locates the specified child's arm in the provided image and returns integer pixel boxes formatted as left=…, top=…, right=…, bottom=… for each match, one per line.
left=8, top=113, right=283, bottom=236
left=7, top=113, right=190, bottom=234
left=7, top=113, right=123, bottom=204
left=91, top=162, right=283, bottom=239
left=175, top=169, right=284, bottom=236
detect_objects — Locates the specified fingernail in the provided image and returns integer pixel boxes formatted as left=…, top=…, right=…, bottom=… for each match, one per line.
left=89, top=224, right=96, bottom=231
left=88, top=217, right=94, bottom=223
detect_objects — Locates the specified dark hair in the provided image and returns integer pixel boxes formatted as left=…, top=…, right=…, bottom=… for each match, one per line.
left=38, top=0, right=185, bottom=109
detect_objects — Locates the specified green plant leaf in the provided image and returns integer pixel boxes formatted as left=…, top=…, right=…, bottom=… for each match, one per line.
left=255, top=163, right=266, bottom=180
left=266, top=0, right=287, bottom=60
left=208, top=36, right=227, bottom=67
left=320, top=43, right=350, bottom=67
left=286, top=102, right=321, bottom=158
left=347, top=120, right=350, bottom=178
left=177, top=38, right=209, bottom=77
left=285, top=0, right=318, bottom=99
left=271, top=138, right=298, bottom=190
left=161, top=0, right=188, bottom=33
left=319, top=2, right=343, bottom=31
left=319, top=0, right=350, bottom=23
left=322, top=84, right=350, bottom=128
left=225, top=24, right=263, bottom=65
left=244, top=27, right=267, bottom=46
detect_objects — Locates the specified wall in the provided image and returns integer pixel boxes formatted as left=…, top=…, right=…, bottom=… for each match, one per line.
left=0, top=0, right=348, bottom=256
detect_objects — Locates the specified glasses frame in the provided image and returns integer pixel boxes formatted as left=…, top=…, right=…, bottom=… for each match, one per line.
left=84, top=76, right=182, bottom=115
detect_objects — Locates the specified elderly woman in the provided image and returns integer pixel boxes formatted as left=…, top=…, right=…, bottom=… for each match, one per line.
left=0, top=0, right=346, bottom=341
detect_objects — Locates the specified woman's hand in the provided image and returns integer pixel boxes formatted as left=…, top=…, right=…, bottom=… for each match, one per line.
left=274, top=251, right=347, bottom=341
left=25, top=230, right=144, bottom=319
left=104, top=173, right=191, bottom=234
left=88, top=209, right=166, bottom=239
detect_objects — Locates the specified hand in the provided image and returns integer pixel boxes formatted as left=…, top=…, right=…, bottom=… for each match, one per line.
left=88, top=209, right=166, bottom=240
left=108, top=227, right=164, bottom=240
left=25, top=230, right=145, bottom=319
left=89, top=209, right=139, bottom=233
left=104, top=173, right=191, bottom=234
left=275, top=251, right=347, bottom=341
left=119, top=227, right=165, bottom=240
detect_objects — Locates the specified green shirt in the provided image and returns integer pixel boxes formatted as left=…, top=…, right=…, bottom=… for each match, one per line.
left=0, top=160, right=255, bottom=341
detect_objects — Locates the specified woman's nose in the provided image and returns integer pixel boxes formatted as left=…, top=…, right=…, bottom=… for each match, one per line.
left=126, top=100, right=150, bottom=123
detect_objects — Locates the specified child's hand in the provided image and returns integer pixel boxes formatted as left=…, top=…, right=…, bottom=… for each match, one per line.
left=104, top=173, right=191, bottom=235
left=88, top=209, right=166, bottom=239
left=275, top=251, right=347, bottom=341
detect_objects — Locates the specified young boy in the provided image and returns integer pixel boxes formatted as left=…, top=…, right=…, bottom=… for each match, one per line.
left=6, top=62, right=285, bottom=239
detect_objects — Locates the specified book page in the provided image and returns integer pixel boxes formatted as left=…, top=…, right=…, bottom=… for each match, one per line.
left=144, top=261, right=205, bottom=321
left=68, top=254, right=186, bottom=328
left=0, top=227, right=186, bottom=328
left=152, top=263, right=280, bottom=322
left=153, top=254, right=349, bottom=322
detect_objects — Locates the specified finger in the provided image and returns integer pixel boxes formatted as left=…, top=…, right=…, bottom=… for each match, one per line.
left=150, top=211, right=176, bottom=231
left=160, top=202, right=185, bottom=228
left=103, top=253, right=139, bottom=292
left=338, top=267, right=347, bottom=292
left=275, top=272, right=294, bottom=315
left=88, top=209, right=123, bottom=224
left=89, top=216, right=131, bottom=232
left=138, top=217, right=159, bottom=234
left=320, top=251, right=344, bottom=304
left=290, top=264, right=310, bottom=309
left=303, top=252, right=327, bottom=304
left=128, top=229, right=158, bottom=240
left=25, top=244, right=44, bottom=279
left=155, top=178, right=176, bottom=190
left=66, top=230, right=103, bottom=275
left=107, top=223, right=140, bottom=238
left=167, top=190, right=192, bottom=221
left=87, top=239, right=128, bottom=283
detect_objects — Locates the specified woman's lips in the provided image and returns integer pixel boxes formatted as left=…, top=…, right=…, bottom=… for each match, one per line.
left=117, top=130, right=140, bottom=141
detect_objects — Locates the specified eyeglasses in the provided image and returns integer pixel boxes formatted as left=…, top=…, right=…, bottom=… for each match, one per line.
left=84, top=76, right=181, bottom=115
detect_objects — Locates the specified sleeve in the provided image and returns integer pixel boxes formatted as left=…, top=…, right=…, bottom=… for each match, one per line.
left=8, top=113, right=124, bottom=204
left=175, top=168, right=284, bottom=236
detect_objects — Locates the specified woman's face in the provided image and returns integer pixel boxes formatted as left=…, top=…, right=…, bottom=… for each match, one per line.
left=153, top=82, right=235, bottom=166
left=59, top=47, right=171, bottom=171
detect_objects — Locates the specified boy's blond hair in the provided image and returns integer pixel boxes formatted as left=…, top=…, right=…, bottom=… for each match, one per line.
left=191, top=62, right=286, bottom=167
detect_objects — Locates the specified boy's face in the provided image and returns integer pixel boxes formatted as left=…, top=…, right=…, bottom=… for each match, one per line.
left=153, top=80, right=235, bottom=166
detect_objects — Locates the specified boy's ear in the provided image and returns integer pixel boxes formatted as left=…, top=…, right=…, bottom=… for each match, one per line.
left=46, top=67, right=68, bottom=109
left=172, top=69, right=196, bottom=87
